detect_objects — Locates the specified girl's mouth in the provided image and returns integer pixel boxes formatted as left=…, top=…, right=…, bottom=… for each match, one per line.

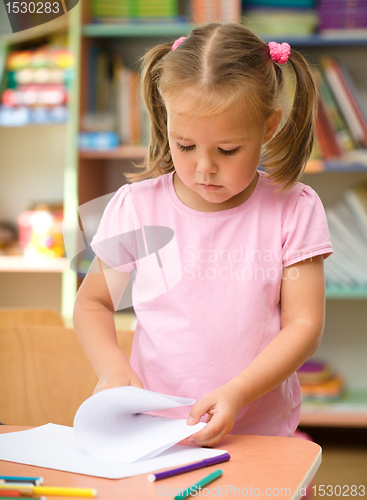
left=199, top=184, right=221, bottom=192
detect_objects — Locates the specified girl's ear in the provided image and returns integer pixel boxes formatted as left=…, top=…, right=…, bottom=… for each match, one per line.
left=263, top=107, right=283, bottom=144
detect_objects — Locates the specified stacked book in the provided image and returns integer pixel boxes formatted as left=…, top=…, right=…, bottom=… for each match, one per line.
left=312, top=56, right=367, bottom=163
left=241, top=0, right=317, bottom=36
left=91, top=0, right=180, bottom=23
left=324, top=182, right=367, bottom=289
left=317, top=0, right=367, bottom=33
left=0, top=46, right=73, bottom=127
left=80, top=48, right=149, bottom=150
left=297, top=360, right=344, bottom=402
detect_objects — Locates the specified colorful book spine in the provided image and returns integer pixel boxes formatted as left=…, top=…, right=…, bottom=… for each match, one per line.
left=192, top=0, right=240, bottom=23
left=0, top=47, right=73, bottom=126
left=332, top=59, right=367, bottom=148
left=344, top=182, right=367, bottom=241
left=312, top=65, right=355, bottom=155
left=91, top=0, right=178, bottom=20
left=317, top=0, right=367, bottom=31
left=83, top=48, right=147, bottom=148
left=337, top=61, right=367, bottom=126
left=297, top=359, right=344, bottom=402
left=315, top=99, right=340, bottom=159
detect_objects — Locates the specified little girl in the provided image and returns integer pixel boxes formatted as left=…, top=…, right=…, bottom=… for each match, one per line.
left=74, top=23, right=333, bottom=446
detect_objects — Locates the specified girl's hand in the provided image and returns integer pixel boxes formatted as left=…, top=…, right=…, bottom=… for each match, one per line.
left=186, top=381, right=244, bottom=447
left=93, top=367, right=144, bottom=395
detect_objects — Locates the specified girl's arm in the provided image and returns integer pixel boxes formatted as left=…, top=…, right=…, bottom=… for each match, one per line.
left=73, top=257, right=144, bottom=394
left=187, top=255, right=325, bottom=446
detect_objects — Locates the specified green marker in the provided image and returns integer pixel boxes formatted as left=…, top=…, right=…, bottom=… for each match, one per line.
left=174, top=469, right=223, bottom=500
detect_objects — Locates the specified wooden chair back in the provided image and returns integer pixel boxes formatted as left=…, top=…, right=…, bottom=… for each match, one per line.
left=0, top=325, right=134, bottom=427
left=0, top=308, right=64, bottom=328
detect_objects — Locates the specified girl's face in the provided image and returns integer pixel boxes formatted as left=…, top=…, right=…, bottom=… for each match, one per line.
left=167, top=100, right=281, bottom=212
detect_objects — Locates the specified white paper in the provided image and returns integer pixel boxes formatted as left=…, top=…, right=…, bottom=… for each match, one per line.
left=0, top=424, right=227, bottom=479
left=73, top=387, right=206, bottom=462
left=0, top=387, right=228, bottom=478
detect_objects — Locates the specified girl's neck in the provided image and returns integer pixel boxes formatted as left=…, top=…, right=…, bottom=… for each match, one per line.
left=173, top=171, right=259, bottom=213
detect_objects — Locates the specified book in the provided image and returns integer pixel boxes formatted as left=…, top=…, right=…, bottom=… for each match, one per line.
left=297, top=359, right=344, bottom=402
left=312, top=65, right=355, bottom=154
left=83, top=48, right=147, bottom=146
left=297, top=360, right=333, bottom=385
left=242, top=8, right=317, bottom=36
left=338, top=61, right=367, bottom=127
left=192, top=0, right=240, bottom=23
left=322, top=182, right=367, bottom=288
left=91, top=0, right=179, bottom=20
left=300, top=375, right=344, bottom=401
left=328, top=201, right=367, bottom=268
left=0, top=387, right=228, bottom=479
left=0, top=47, right=73, bottom=126
left=316, top=98, right=342, bottom=158
left=343, top=182, right=367, bottom=241
left=332, top=59, right=367, bottom=147
left=317, top=2, right=367, bottom=31
left=326, top=208, right=367, bottom=284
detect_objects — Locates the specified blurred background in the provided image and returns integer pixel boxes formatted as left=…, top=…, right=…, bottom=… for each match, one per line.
left=0, top=1, right=366, bottom=495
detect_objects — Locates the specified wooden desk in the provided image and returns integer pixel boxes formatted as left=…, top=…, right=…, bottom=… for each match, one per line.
left=0, top=426, right=321, bottom=500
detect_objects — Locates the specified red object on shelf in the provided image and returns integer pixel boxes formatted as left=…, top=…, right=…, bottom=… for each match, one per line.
left=2, top=85, right=67, bottom=107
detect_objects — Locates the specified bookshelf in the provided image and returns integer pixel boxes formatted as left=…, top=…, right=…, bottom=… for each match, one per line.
left=0, top=9, right=79, bottom=317
left=82, top=22, right=193, bottom=38
left=1, top=1, right=366, bottom=427
left=79, top=144, right=147, bottom=160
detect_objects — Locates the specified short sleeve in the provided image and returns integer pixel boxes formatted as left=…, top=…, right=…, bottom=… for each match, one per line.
left=90, top=184, right=143, bottom=272
left=282, top=185, right=333, bottom=267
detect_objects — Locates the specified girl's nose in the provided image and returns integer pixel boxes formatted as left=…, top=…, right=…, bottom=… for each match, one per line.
left=196, top=155, right=218, bottom=174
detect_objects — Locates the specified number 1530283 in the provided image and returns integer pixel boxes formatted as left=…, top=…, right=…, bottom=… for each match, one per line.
left=5, top=2, right=61, bottom=14
left=313, top=485, right=365, bottom=497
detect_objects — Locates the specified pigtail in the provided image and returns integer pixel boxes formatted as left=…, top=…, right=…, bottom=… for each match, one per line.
left=262, top=50, right=318, bottom=190
left=127, top=42, right=174, bottom=182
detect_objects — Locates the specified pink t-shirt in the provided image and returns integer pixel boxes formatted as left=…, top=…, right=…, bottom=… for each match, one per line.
left=91, top=170, right=333, bottom=436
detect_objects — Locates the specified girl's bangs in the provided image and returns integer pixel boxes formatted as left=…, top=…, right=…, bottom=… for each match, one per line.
left=163, top=86, right=241, bottom=117
left=163, top=84, right=262, bottom=122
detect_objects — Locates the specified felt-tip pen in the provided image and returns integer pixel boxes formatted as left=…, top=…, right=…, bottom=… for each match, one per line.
left=148, top=453, right=230, bottom=481
left=0, top=476, right=43, bottom=486
left=174, top=469, right=223, bottom=500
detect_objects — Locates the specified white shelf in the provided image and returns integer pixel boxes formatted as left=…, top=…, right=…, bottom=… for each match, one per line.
left=300, top=391, right=367, bottom=428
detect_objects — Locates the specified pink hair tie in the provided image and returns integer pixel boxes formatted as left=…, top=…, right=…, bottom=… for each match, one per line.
left=172, top=36, right=187, bottom=51
left=268, top=41, right=291, bottom=64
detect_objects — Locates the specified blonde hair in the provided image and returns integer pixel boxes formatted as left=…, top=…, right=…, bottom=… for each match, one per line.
left=130, top=23, right=317, bottom=190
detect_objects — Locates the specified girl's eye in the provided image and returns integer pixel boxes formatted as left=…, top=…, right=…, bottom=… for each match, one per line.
left=176, top=143, right=240, bottom=156
left=177, top=143, right=195, bottom=152
left=220, top=147, right=240, bottom=156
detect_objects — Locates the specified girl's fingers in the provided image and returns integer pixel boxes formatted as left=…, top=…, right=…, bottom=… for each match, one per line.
left=190, top=414, right=228, bottom=446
